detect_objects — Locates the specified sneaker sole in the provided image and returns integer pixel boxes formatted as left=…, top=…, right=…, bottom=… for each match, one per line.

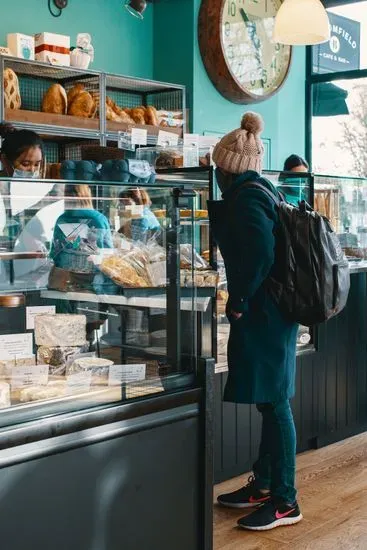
left=238, top=514, right=303, bottom=531
left=217, top=500, right=268, bottom=509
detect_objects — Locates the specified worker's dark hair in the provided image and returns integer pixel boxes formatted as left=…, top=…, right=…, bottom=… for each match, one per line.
left=283, top=154, right=309, bottom=172
left=0, top=123, right=44, bottom=163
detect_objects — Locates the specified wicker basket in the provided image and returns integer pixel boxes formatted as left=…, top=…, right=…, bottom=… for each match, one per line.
left=81, top=145, right=125, bottom=163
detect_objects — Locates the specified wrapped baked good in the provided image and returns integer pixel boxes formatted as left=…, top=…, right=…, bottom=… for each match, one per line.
left=0, top=383, right=10, bottom=409
left=68, top=90, right=96, bottom=118
left=0, top=356, right=35, bottom=380
left=42, top=83, right=67, bottom=114
left=19, top=381, right=66, bottom=403
left=180, top=244, right=209, bottom=270
left=34, top=314, right=87, bottom=347
left=100, top=254, right=150, bottom=287
left=4, top=68, right=21, bottom=110
left=66, top=357, right=113, bottom=386
left=37, top=345, right=89, bottom=376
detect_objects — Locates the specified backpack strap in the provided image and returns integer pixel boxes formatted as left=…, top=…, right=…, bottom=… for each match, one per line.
left=230, top=178, right=282, bottom=208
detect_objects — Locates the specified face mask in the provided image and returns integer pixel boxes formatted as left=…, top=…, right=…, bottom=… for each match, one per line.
left=13, top=168, right=40, bottom=179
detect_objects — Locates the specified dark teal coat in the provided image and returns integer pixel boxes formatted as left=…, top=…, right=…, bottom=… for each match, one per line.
left=221, top=172, right=298, bottom=405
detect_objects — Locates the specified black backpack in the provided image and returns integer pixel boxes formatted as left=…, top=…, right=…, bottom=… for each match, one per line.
left=208, top=177, right=350, bottom=327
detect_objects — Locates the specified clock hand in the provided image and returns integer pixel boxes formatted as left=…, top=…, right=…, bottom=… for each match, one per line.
left=239, top=8, right=264, bottom=89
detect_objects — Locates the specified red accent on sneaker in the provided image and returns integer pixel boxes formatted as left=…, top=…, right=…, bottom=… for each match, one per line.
left=249, top=495, right=271, bottom=504
left=275, top=508, right=296, bottom=520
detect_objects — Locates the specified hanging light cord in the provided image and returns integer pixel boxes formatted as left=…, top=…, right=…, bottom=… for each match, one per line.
left=48, top=0, right=62, bottom=17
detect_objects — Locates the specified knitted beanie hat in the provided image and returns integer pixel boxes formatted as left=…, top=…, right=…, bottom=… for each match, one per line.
left=212, top=112, right=264, bottom=174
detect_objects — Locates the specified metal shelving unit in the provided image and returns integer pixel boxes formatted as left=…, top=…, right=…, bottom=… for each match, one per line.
left=0, top=56, right=186, bottom=154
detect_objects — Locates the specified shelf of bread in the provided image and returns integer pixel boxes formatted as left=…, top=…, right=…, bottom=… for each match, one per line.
left=5, top=108, right=100, bottom=132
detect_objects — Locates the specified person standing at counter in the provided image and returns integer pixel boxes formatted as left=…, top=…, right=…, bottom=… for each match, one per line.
left=278, top=154, right=309, bottom=206
left=212, top=113, right=302, bottom=531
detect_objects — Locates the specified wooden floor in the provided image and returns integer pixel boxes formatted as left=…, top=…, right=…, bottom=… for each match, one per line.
left=214, top=433, right=367, bottom=549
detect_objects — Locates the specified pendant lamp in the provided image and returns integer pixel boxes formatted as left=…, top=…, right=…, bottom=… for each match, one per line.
left=273, top=0, right=330, bottom=46
left=125, top=0, right=147, bottom=19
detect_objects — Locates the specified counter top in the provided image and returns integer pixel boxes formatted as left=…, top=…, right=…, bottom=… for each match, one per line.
left=349, top=261, right=367, bottom=273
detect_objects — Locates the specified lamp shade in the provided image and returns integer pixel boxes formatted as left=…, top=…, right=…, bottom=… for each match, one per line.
left=273, top=0, right=331, bottom=46
left=125, top=0, right=147, bottom=19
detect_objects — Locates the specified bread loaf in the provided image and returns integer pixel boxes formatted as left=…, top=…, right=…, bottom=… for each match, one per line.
left=145, top=106, right=159, bottom=126
left=4, top=68, right=21, bottom=110
left=68, top=90, right=96, bottom=118
left=42, top=83, right=67, bottom=114
left=67, top=83, right=85, bottom=106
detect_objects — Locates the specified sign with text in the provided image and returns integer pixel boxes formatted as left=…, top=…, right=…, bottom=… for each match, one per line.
left=313, top=12, right=361, bottom=73
left=0, top=333, right=33, bottom=360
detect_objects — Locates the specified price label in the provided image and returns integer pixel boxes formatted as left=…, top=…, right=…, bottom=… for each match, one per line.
left=184, top=133, right=199, bottom=147
left=11, top=364, right=49, bottom=390
left=26, top=306, right=56, bottom=330
left=157, top=131, right=179, bottom=147
left=66, top=372, right=92, bottom=395
left=131, top=128, right=148, bottom=146
left=0, top=333, right=33, bottom=360
left=109, top=364, right=146, bottom=386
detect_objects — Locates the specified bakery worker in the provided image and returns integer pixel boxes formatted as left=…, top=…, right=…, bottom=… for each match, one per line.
left=0, top=124, right=48, bottom=283
left=212, top=113, right=302, bottom=531
left=0, top=123, right=44, bottom=179
left=278, top=154, right=310, bottom=206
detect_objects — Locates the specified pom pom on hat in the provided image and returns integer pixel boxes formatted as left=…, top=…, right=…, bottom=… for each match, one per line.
left=241, top=112, right=264, bottom=135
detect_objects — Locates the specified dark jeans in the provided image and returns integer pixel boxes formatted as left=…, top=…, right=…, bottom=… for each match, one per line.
left=253, top=399, right=297, bottom=504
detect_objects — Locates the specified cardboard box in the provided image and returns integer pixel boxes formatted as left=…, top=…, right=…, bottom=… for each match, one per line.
left=7, top=34, right=35, bottom=60
left=34, top=32, right=70, bottom=66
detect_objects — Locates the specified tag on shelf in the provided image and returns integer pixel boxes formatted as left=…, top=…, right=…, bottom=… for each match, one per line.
left=184, top=133, right=199, bottom=147
left=0, top=333, right=33, bottom=360
left=26, top=305, right=56, bottom=330
left=11, top=364, right=49, bottom=389
left=108, top=364, right=146, bottom=385
left=66, top=372, right=92, bottom=394
left=118, top=131, right=135, bottom=151
left=157, top=130, right=179, bottom=147
left=131, top=128, right=148, bottom=146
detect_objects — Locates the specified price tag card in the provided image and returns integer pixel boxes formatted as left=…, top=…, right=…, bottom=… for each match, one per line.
left=157, top=131, right=179, bottom=147
left=66, top=372, right=92, bottom=395
left=109, top=364, right=146, bottom=386
left=26, top=306, right=56, bottom=330
left=183, top=146, right=199, bottom=168
left=184, top=133, right=199, bottom=147
left=11, top=364, right=49, bottom=390
left=0, top=333, right=33, bottom=360
left=131, top=128, right=148, bottom=146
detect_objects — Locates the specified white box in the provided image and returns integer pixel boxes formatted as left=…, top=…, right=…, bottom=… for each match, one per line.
left=34, top=32, right=70, bottom=66
left=0, top=47, right=11, bottom=57
left=7, top=34, right=35, bottom=60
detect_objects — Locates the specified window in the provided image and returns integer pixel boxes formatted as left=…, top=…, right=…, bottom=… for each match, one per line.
left=308, top=1, right=367, bottom=176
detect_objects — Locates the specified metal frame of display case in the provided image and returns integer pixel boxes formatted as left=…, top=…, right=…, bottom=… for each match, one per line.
left=0, top=56, right=186, bottom=148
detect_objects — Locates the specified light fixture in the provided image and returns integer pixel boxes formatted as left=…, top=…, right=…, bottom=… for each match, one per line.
left=125, top=0, right=147, bottom=19
left=273, top=0, right=330, bottom=46
left=48, top=0, right=68, bottom=18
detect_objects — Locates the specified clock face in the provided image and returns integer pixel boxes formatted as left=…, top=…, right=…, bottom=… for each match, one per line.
left=222, top=0, right=291, bottom=99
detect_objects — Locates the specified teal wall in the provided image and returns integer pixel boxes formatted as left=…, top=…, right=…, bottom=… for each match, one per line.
left=153, top=0, right=306, bottom=171
left=0, top=0, right=153, bottom=77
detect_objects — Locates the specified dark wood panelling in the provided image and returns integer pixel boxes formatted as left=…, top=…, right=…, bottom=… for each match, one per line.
left=214, top=272, right=367, bottom=483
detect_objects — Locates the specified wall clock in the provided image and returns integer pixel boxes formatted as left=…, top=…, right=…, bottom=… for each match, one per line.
left=198, top=0, right=292, bottom=104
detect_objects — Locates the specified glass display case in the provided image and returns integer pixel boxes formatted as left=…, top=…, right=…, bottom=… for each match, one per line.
left=314, top=174, right=367, bottom=266
left=0, top=175, right=217, bottom=424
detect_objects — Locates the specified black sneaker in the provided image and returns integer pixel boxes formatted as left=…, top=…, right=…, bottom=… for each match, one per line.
left=237, top=500, right=303, bottom=531
left=217, top=476, right=271, bottom=509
